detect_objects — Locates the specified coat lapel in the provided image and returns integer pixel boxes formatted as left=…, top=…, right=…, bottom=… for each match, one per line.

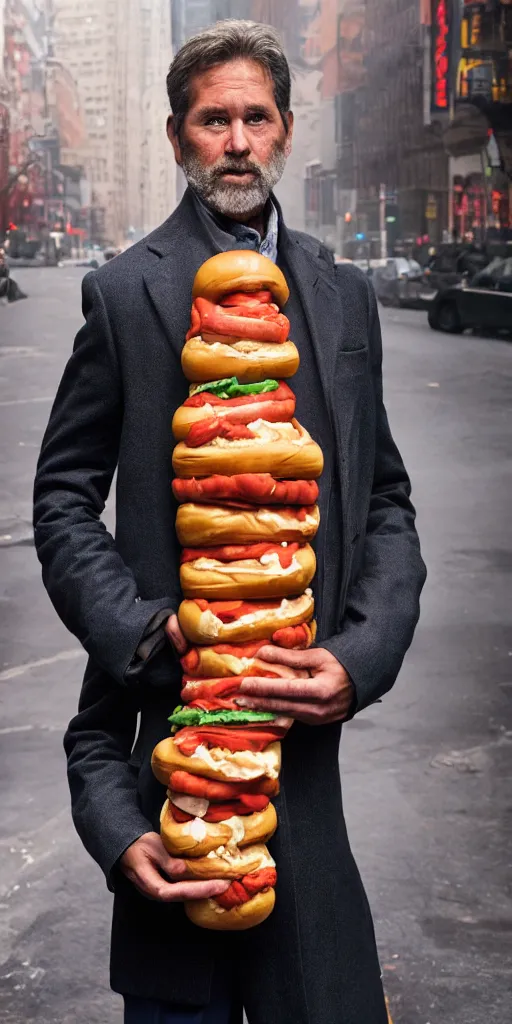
left=142, top=192, right=219, bottom=362
left=279, top=224, right=356, bottom=623
left=278, top=225, right=341, bottom=406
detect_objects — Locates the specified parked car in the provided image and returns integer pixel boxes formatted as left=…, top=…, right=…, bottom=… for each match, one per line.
left=428, top=257, right=512, bottom=335
left=372, top=257, right=424, bottom=307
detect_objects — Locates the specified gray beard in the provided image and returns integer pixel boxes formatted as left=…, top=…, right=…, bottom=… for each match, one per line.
left=181, top=146, right=286, bottom=219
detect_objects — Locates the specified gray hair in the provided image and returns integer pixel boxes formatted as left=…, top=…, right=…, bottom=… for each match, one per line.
left=167, top=20, right=291, bottom=139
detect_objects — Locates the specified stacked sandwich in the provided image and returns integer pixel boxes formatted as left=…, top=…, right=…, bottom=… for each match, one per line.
left=152, top=251, right=323, bottom=930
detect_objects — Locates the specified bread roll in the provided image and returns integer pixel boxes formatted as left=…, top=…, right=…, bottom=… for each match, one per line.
left=179, top=544, right=316, bottom=600
left=171, top=386, right=296, bottom=442
left=160, top=799, right=277, bottom=858
left=152, top=737, right=282, bottom=785
left=192, top=251, right=289, bottom=307
left=182, top=337, right=299, bottom=384
left=172, top=419, right=323, bottom=479
left=185, top=887, right=275, bottom=931
left=178, top=592, right=315, bottom=646
left=181, top=842, right=275, bottom=881
left=176, top=504, right=320, bottom=547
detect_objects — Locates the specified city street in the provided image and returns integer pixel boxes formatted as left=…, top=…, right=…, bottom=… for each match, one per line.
left=0, top=268, right=511, bottom=1024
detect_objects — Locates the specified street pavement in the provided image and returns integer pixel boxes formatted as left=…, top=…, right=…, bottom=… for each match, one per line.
left=0, top=268, right=511, bottom=1024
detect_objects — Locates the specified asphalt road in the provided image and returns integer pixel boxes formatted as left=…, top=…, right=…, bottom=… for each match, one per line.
left=0, top=269, right=511, bottom=1024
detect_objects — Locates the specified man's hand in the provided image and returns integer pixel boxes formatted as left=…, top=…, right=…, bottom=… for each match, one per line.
left=165, top=614, right=188, bottom=655
left=119, top=832, right=230, bottom=902
left=237, top=646, right=355, bottom=725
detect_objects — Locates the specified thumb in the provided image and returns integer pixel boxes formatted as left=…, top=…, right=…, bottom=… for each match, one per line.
left=166, top=614, right=188, bottom=655
left=150, top=839, right=187, bottom=879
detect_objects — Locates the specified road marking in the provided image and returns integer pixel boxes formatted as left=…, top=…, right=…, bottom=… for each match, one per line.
left=386, top=996, right=394, bottom=1023
left=0, top=396, right=53, bottom=407
left=0, top=648, right=84, bottom=681
left=0, top=724, right=34, bottom=735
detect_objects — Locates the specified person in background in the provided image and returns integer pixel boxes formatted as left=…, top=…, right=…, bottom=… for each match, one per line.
left=0, top=248, right=27, bottom=303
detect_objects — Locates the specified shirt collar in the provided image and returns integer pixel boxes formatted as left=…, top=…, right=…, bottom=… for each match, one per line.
left=190, top=190, right=279, bottom=265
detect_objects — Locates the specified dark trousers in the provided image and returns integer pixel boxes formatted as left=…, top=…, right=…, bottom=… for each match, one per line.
left=123, top=969, right=243, bottom=1024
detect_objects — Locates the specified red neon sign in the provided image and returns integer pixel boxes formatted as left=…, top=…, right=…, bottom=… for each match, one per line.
left=432, top=0, right=451, bottom=111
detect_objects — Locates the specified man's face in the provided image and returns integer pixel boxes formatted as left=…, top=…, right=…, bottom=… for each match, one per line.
left=169, top=58, right=293, bottom=220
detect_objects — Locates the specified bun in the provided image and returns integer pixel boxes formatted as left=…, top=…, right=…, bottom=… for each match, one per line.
left=172, top=419, right=323, bottom=480
left=185, top=887, right=275, bottom=931
left=192, top=251, right=289, bottom=307
left=181, top=651, right=311, bottom=682
left=171, top=390, right=296, bottom=442
left=176, top=504, right=320, bottom=547
left=160, top=799, right=277, bottom=858
left=179, top=544, right=316, bottom=600
left=182, top=337, right=299, bottom=384
left=181, top=842, right=275, bottom=881
left=178, top=592, right=315, bottom=645
left=152, top=737, right=282, bottom=785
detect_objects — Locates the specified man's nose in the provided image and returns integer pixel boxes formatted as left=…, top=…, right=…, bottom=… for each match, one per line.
left=225, top=119, right=250, bottom=157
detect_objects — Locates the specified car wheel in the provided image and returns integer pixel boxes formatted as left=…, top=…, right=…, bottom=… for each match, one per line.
left=428, top=301, right=463, bottom=333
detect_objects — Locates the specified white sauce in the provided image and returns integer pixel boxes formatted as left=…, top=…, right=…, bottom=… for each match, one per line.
left=193, top=743, right=280, bottom=780
left=190, top=553, right=300, bottom=576
left=184, top=817, right=208, bottom=841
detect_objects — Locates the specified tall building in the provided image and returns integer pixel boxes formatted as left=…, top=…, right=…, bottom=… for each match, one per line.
left=140, top=0, right=176, bottom=233
left=53, top=0, right=174, bottom=245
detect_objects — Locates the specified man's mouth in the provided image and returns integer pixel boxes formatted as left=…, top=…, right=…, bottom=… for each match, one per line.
left=219, top=169, right=258, bottom=180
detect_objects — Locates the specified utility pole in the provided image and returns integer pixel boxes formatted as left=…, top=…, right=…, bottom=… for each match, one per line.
left=379, top=183, right=387, bottom=260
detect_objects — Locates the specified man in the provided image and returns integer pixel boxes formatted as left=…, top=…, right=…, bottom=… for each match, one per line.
left=33, top=20, right=426, bottom=1024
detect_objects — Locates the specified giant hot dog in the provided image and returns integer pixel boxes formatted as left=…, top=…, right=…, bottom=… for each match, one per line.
left=172, top=378, right=296, bottom=441
left=178, top=592, right=315, bottom=645
left=179, top=541, right=316, bottom=600
left=172, top=417, right=323, bottom=479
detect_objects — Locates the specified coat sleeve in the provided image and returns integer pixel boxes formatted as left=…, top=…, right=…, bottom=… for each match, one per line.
left=322, top=280, right=427, bottom=712
left=64, top=664, right=152, bottom=887
left=33, top=271, right=175, bottom=686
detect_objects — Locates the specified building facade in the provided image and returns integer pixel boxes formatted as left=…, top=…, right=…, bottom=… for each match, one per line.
left=429, top=0, right=512, bottom=244
left=53, top=0, right=174, bottom=245
left=140, top=0, right=176, bottom=234
left=304, top=0, right=451, bottom=256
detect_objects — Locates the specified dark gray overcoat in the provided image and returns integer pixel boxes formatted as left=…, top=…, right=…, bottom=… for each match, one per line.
left=33, top=190, right=426, bottom=1023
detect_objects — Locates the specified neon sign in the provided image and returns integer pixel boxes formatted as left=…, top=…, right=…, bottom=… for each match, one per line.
left=431, top=0, right=451, bottom=113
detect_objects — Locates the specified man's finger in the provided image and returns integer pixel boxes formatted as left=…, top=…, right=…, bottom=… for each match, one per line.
left=239, top=697, right=329, bottom=720
left=163, top=879, right=231, bottom=902
left=238, top=676, right=330, bottom=701
left=127, top=863, right=229, bottom=902
left=166, top=614, right=188, bottom=655
left=257, top=644, right=325, bottom=669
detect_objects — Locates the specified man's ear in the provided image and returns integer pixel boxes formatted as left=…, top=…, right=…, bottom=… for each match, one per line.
left=284, top=111, right=294, bottom=158
left=167, top=115, right=182, bottom=165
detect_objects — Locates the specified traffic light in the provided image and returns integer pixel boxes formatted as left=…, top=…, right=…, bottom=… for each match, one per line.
left=344, top=212, right=352, bottom=224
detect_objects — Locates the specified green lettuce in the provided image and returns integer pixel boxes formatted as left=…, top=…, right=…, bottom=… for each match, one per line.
left=190, top=377, right=279, bottom=400
left=168, top=705, right=276, bottom=729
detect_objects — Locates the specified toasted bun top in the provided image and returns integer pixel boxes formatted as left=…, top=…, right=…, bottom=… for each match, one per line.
left=192, top=251, right=289, bottom=307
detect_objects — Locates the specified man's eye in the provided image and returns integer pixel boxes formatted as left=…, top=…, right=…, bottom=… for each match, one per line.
left=247, top=113, right=266, bottom=125
left=205, top=117, right=227, bottom=127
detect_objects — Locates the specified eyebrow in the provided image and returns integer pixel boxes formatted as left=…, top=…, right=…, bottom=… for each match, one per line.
left=194, top=104, right=273, bottom=120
